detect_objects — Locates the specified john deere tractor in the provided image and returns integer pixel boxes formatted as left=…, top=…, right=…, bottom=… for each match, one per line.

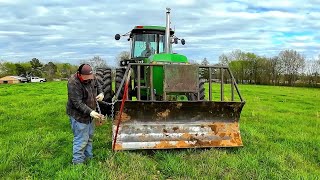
left=98, top=8, right=245, bottom=151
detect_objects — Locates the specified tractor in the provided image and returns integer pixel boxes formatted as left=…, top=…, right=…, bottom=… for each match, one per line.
left=96, top=8, right=245, bottom=150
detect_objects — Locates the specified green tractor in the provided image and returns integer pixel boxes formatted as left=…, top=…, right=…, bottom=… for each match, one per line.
left=98, top=8, right=245, bottom=150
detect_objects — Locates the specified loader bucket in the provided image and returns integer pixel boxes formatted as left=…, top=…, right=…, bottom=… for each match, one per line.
left=112, top=101, right=245, bottom=150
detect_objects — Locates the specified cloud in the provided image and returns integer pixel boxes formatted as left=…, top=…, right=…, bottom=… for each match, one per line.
left=0, top=0, right=319, bottom=66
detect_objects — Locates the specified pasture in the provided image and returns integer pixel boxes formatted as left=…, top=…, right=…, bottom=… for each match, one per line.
left=0, top=82, right=319, bottom=179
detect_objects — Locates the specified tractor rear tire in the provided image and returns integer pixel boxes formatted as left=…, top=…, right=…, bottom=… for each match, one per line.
left=115, top=68, right=132, bottom=100
left=189, top=80, right=205, bottom=100
left=96, top=68, right=113, bottom=102
left=96, top=68, right=113, bottom=116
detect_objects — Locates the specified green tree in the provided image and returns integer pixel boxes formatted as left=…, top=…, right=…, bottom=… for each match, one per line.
left=1, top=62, right=16, bottom=76
left=30, top=58, right=43, bottom=77
left=15, top=63, right=26, bottom=76
left=56, top=63, right=77, bottom=78
left=21, top=62, right=32, bottom=75
left=43, top=62, right=57, bottom=80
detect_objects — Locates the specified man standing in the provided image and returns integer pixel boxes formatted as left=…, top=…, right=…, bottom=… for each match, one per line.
left=66, top=64, right=105, bottom=164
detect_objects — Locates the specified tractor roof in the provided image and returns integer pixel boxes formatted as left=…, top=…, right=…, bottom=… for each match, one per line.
left=133, top=26, right=166, bottom=31
left=131, top=26, right=174, bottom=36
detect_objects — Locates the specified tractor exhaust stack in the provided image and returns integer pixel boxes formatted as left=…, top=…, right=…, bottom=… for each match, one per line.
left=165, top=7, right=171, bottom=53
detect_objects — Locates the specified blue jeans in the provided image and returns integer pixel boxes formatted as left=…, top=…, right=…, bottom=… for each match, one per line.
left=70, top=116, right=95, bottom=164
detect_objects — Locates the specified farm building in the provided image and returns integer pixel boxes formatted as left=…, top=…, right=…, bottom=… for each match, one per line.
left=0, top=76, right=21, bottom=84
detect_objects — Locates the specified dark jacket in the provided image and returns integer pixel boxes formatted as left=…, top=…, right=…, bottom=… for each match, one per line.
left=66, top=74, right=103, bottom=124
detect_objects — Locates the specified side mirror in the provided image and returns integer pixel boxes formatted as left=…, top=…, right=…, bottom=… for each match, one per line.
left=174, top=37, right=178, bottom=44
left=181, top=39, right=185, bottom=45
left=115, top=34, right=121, bottom=40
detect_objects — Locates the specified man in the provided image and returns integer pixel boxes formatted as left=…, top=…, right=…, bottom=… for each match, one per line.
left=141, top=42, right=155, bottom=57
left=66, top=64, right=105, bottom=164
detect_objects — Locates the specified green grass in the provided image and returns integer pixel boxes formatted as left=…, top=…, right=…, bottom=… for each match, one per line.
left=0, top=82, right=319, bottom=179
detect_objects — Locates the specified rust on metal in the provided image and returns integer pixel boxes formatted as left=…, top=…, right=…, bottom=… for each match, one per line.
left=115, top=112, right=131, bottom=123
left=156, top=109, right=170, bottom=120
left=175, top=141, right=190, bottom=148
left=164, top=64, right=199, bottom=93
left=114, top=144, right=123, bottom=150
left=155, top=141, right=175, bottom=149
left=112, top=101, right=245, bottom=150
left=182, top=133, right=192, bottom=139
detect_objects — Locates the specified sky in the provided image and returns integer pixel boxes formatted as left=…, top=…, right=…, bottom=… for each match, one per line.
left=0, top=0, right=319, bottom=66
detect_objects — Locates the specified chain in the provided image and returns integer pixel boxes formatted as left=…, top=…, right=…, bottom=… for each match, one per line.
left=111, top=102, right=114, bottom=120
left=96, top=100, right=101, bottom=114
left=100, top=100, right=115, bottom=121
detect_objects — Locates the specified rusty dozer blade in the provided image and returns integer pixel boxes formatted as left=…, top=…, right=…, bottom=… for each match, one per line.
left=112, top=101, right=245, bottom=150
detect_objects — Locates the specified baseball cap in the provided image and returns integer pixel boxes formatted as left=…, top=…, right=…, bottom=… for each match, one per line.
left=79, top=64, right=94, bottom=80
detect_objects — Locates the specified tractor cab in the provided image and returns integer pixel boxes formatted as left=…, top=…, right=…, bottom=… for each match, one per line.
left=115, top=26, right=184, bottom=66
left=130, top=26, right=173, bottom=59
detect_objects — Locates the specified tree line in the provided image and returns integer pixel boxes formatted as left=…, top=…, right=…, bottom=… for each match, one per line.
left=199, top=49, right=320, bottom=87
left=1, top=49, right=320, bottom=87
left=0, top=56, right=111, bottom=81
left=0, top=58, right=79, bottom=81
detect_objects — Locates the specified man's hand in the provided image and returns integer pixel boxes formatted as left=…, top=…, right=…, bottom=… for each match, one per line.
left=96, top=93, right=104, bottom=102
left=90, top=111, right=104, bottom=119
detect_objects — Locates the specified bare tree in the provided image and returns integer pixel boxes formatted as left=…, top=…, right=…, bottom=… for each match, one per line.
left=268, top=56, right=284, bottom=85
left=317, top=54, right=320, bottom=68
left=188, top=59, right=199, bottom=65
left=278, top=50, right=305, bottom=86
left=304, top=57, right=320, bottom=86
left=219, top=50, right=245, bottom=66
left=230, top=49, right=246, bottom=61
left=81, top=56, right=109, bottom=71
left=219, top=53, right=229, bottom=65
left=116, top=51, right=130, bottom=63
left=0, top=60, right=4, bottom=77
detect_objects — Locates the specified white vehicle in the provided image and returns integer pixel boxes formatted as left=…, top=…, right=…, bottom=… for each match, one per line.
left=30, top=77, right=47, bottom=83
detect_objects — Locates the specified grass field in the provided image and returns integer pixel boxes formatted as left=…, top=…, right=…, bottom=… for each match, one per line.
left=0, top=82, right=319, bottom=179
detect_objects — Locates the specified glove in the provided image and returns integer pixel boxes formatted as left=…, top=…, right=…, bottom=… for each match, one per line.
left=90, top=111, right=104, bottom=119
left=96, top=93, right=104, bottom=102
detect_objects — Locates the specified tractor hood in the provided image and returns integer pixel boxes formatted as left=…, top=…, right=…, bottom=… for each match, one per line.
left=150, top=53, right=188, bottom=63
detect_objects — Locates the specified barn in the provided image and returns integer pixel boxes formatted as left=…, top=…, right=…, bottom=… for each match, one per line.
left=0, top=76, right=21, bottom=84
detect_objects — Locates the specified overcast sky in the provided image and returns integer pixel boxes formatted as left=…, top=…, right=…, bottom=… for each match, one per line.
left=0, top=0, right=319, bottom=66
